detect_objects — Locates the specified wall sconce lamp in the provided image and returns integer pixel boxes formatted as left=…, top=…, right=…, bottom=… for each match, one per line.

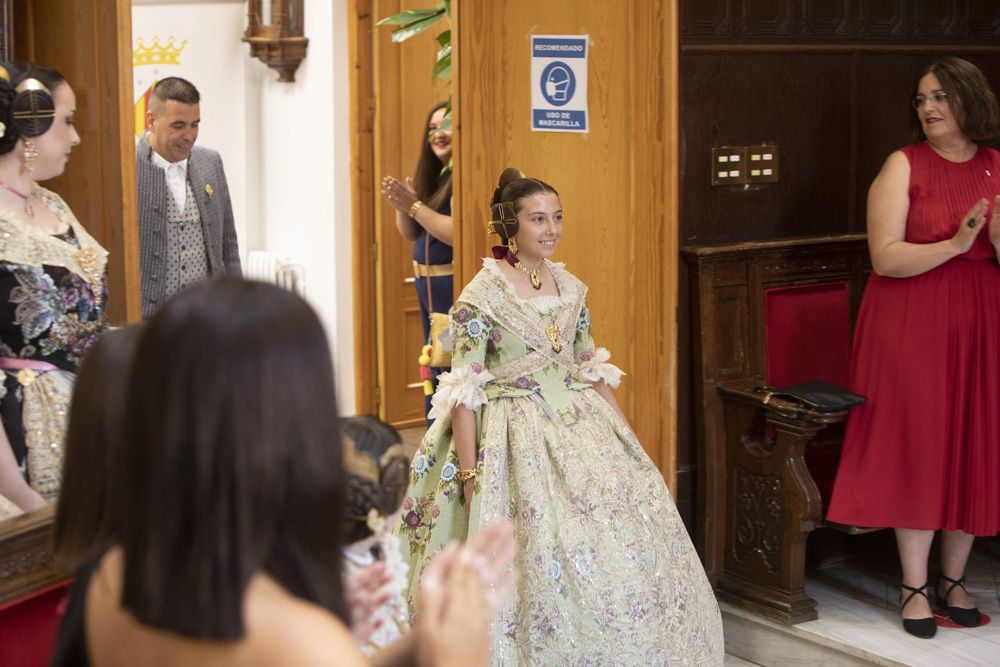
left=242, top=0, right=308, bottom=82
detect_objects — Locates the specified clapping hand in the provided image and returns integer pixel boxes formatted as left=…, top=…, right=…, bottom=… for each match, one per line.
left=345, top=560, right=395, bottom=645
left=416, top=523, right=517, bottom=667
left=951, top=198, right=989, bottom=254
left=381, top=175, right=419, bottom=215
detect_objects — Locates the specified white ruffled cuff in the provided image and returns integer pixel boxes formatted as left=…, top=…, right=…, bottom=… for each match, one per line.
left=428, top=365, right=496, bottom=420
left=575, top=347, right=625, bottom=388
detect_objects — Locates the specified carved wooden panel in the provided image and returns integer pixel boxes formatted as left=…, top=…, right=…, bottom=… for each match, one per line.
left=801, top=0, right=851, bottom=37
left=715, top=284, right=750, bottom=378
left=682, top=1, right=1000, bottom=42
left=740, top=0, right=794, bottom=38
left=732, top=469, right=783, bottom=575
left=683, top=0, right=734, bottom=38
left=857, top=0, right=907, bottom=38
left=912, top=0, right=962, bottom=39
left=0, top=508, right=66, bottom=607
left=969, top=0, right=1000, bottom=39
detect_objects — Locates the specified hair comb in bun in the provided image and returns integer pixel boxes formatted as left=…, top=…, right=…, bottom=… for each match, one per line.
left=12, top=77, right=56, bottom=138
left=489, top=167, right=526, bottom=237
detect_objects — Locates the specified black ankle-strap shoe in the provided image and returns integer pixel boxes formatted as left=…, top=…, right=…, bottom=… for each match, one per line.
left=900, top=582, right=937, bottom=639
left=939, top=575, right=982, bottom=628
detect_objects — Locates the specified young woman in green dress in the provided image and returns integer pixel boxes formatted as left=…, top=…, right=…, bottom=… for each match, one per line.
left=398, top=169, right=724, bottom=666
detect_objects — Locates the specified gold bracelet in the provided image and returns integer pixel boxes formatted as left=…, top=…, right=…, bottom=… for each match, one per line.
left=458, top=467, right=478, bottom=483
left=409, top=200, right=424, bottom=218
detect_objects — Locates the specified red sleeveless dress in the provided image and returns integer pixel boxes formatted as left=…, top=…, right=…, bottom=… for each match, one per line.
left=827, top=142, right=1000, bottom=536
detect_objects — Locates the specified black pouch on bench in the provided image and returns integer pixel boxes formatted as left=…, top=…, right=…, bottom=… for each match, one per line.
left=761, top=380, right=866, bottom=412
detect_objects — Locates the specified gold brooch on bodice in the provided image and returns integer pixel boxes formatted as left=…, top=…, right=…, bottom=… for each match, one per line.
left=545, top=323, right=562, bottom=353
left=17, top=368, right=37, bottom=387
left=75, top=247, right=103, bottom=306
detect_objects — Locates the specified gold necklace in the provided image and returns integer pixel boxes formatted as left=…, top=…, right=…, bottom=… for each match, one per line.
left=0, top=179, right=34, bottom=217
left=514, top=259, right=543, bottom=289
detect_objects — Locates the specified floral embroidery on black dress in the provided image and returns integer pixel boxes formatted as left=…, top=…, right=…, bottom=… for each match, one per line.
left=0, top=186, right=108, bottom=516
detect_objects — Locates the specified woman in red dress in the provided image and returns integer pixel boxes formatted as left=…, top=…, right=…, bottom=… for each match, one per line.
left=828, top=57, right=1000, bottom=639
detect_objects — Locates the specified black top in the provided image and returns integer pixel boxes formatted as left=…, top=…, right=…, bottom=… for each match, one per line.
left=49, top=555, right=100, bottom=667
left=412, top=201, right=453, bottom=265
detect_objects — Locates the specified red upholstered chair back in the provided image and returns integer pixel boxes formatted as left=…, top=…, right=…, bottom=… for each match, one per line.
left=764, top=281, right=852, bottom=500
left=764, top=281, right=851, bottom=388
left=0, top=581, right=71, bottom=667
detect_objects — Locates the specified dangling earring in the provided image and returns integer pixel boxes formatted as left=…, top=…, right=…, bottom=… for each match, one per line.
left=507, top=236, right=519, bottom=255
left=23, top=139, right=37, bottom=173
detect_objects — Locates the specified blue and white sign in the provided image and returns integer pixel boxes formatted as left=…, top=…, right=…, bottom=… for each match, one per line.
left=531, top=35, right=588, bottom=133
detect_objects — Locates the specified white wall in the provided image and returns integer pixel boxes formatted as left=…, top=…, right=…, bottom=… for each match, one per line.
left=247, top=0, right=356, bottom=411
left=132, top=0, right=357, bottom=412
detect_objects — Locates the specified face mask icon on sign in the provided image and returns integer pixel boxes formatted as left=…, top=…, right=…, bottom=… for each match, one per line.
left=545, top=66, right=572, bottom=102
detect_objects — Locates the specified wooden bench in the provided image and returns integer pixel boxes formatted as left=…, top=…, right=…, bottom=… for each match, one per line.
left=683, top=234, right=876, bottom=624
left=0, top=507, right=70, bottom=666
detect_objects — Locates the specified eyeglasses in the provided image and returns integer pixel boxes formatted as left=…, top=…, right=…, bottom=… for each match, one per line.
left=912, top=91, right=948, bottom=109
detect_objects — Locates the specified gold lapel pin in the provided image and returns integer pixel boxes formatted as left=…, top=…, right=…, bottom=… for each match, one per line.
left=205, top=184, right=214, bottom=198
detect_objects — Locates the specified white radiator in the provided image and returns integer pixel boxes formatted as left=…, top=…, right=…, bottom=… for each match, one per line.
left=246, top=250, right=306, bottom=296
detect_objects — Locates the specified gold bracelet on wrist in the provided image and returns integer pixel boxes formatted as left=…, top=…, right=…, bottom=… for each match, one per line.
left=458, top=467, right=478, bottom=483
left=409, top=199, right=424, bottom=218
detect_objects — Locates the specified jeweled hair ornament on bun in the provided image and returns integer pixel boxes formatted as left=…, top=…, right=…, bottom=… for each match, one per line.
left=11, top=77, right=56, bottom=137
left=488, top=166, right=526, bottom=243
left=489, top=167, right=550, bottom=290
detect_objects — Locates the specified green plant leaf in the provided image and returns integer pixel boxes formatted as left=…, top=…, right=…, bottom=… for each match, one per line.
left=438, top=108, right=452, bottom=133
left=443, top=0, right=451, bottom=17
left=391, top=10, right=446, bottom=42
left=436, top=30, right=451, bottom=48
left=376, top=7, right=440, bottom=27
left=436, top=42, right=452, bottom=62
left=432, top=52, right=452, bottom=80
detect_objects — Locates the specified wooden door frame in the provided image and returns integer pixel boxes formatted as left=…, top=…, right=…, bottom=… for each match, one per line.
left=348, top=0, right=378, bottom=416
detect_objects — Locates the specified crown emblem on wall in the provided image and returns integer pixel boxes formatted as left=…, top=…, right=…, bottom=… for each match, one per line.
left=133, top=36, right=188, bottom=67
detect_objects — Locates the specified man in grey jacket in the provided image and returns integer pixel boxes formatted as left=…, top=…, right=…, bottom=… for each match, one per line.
left=136, top=77, right=241, bottom=318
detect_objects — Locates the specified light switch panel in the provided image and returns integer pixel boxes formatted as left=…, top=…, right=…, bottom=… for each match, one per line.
left=711, top=147, right=747, bottom=186
left=747, top=145, right=779, bottom=183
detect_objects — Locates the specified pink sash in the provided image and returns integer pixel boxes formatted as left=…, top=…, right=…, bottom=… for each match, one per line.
left=0, top=358, right=59, bottom=372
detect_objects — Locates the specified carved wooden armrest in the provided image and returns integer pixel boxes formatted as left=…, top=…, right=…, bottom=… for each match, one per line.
left=0, top=506, right=68, bottom=607
left=717, top=380, right=850, bottom=426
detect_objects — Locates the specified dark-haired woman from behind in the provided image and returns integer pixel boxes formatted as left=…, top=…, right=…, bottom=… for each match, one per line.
left=52, top=326, right=141, bottom=570
left=398, top=169, right=724, bottom=664
left=51, top=277, right=514, bottom=667
left=380, top=102, right=454, bottom=424
left=0, top=61, right=107, bottom=518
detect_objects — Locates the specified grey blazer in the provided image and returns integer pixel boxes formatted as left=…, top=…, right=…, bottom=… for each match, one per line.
left=135, top=135, right=242, bottom=317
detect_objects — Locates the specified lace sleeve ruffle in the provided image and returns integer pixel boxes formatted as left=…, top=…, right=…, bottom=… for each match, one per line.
left=428, top=365, right=496, bottom=420
left=574, top=347, right=625, bottom=388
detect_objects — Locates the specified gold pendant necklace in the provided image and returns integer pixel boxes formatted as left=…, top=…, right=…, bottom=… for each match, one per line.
left=514, top=260, right=542, bottom=289
left=545, top=323, right=562, bottom=353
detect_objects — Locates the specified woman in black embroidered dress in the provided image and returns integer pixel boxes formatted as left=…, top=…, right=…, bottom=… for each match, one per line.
left=0, top=61, right=107, bottom=517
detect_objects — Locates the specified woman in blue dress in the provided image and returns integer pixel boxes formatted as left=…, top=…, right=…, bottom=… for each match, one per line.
left=381, top=102, right=453, bottom=425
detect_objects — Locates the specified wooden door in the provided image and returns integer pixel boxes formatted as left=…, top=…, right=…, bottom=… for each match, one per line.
left=369, top=0, right=451, bottom=428
left=13, top=0, right=140, bottom=324
left=452, top=0, right=680, bottom=484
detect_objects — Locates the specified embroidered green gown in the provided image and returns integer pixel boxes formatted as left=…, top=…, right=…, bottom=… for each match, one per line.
left=397, top=259, right=723, bottom=666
